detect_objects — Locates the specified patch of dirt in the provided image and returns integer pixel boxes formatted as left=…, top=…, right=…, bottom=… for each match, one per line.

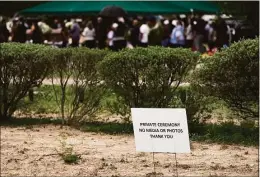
left=1, top=125, right=258, bottom=176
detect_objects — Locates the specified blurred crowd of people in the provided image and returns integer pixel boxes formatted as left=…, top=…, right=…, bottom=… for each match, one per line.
left=0, top=14, right=235, bottom=53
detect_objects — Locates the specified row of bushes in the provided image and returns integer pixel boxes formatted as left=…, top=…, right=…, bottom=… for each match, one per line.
left=0, top=38, right=259, bottom=125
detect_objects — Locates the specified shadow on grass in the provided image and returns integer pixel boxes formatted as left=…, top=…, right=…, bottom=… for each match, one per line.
left=0, top=117, right=133, bottom=135
left=189, top=121, right=259, bottom=146
left=80, top=121, right=133, bottom=135
left=0, top=117, right=62, bottom=127
left=1, top=117, right=258, bottom=146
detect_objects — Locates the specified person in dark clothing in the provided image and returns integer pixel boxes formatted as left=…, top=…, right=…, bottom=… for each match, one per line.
left=161, top=19, right=171, bottom=47
left=0, top=18, right=9, bottom=43
left=192, top=14, right=207, bottom=53
left=205, top=21, right=217, bottom=51
left=129, top=19, right=140, bottom=47
left=113, top=17, right=127, bottom=51
left=12, top=17, right=27, bottom=43
left=52, top=18, right=62, bottom=29
left=148, top=17, right=163, bottom=46
left=60, top=23, right=69, bottom=48
left=31, top=21, right=44, bottom=44
left=215, top=17, right=229, bottom=49
left=96, top=17, right=107, bottom=49
left=70, top=19, right=80, bottom=47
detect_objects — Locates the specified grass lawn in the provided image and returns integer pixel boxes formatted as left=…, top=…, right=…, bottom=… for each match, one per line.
left=6, top=84, right=258, bottom=147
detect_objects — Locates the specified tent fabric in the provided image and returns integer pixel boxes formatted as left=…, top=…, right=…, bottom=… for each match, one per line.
left=166, top=1, right=219, bottom=13
left=20, top=1, right=220, bottom=15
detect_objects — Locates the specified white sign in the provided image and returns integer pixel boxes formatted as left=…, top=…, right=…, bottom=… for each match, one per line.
left=131, top=108, right=190, bottom=153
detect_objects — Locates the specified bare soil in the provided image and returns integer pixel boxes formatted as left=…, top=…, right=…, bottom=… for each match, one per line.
left=1, top=125, right=258, bottom=176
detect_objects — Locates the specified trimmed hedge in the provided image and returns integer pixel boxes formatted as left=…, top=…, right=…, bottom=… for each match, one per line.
left=49, top=47, right=109, bottom=125
left=193, top=38, right=259, bottom=118
left=0, top=43, right=54, bottom=120
left=99, top=46, right=199, bottom=117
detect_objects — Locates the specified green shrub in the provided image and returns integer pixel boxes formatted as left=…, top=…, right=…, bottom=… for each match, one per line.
left=190, top=120, right=259, bottom=146
left=50, top=47, right=109, bottom=125
left=18, top=85, right=60, bottom=114
left=99, top=46, right=199, bottom=117
left=0, top=43, right=54, bottom=120
left=62, top=153, right=81, bottom=164
left=170, top=85, right=218, bottom=130
left=59, top=139, right=81, bottom=164
left=193, top=38, right=259, bottom=118
left=102, top=90, right=131, bottom=121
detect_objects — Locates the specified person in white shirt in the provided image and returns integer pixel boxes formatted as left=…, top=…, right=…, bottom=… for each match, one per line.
left=107, top=23, right=118, bottom=50
left=82, top=21, right=96, bottom=48
left=139, top=19, right=150, bottom=47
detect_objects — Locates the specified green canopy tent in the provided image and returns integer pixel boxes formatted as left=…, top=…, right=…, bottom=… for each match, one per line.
left=20, top=1, right=220, bottom=15
left=20, top=1, right=187, bottom=15
left=167, top=1, right=220, bottom=14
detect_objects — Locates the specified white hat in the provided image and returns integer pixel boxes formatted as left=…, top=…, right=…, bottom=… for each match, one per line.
left=118, top=17, right=125, bottom=23
left=163, top=20, right=169, bottom=25
left=76, top=18, right=82, bottom=22
left=172, top=20, right=177, bottom=26
left=65, top=21, right=73, bottom=28
left=37, top=22, right=43, bottom=26
left=112, top=23, right=118, bottom=29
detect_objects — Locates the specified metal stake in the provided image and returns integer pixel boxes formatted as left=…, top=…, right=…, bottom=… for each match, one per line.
left=174, top=153, right=178, bottom=177
left=153, top=152, right=156, bottom=177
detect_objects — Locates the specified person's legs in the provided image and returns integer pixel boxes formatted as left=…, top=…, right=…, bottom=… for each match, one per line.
left=71, top=38, right=79, bottom=47
left=208, top=40, right=215, bottom=51
left=117, top=40, right=126, bottom=51
left=84, top=40, right=96, bottom=48
left=193, top=35, right=205, bottom=53
left=139, top=42, right=148, bottom=48
left=193, top=36, right=200, bottom=51
left=98, top=40, right=105, bottom=49
left=162, top=38, right=169, bottom=47
left=89, top=40, right=96, bottom=48
left=113, top=41, right=119, bottom=51
left=185, top=40, right=193, bottom=48
left=198, top=35, right=205, bottom=53
left=169, top=43, right=180, bottom=48
left=108, top=45, right=114, bottom=51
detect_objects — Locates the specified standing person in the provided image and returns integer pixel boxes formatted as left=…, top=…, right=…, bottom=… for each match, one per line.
left=107, top=23, right=117, bottom=51
left=82, top=21, right=96, bottom=48
left=192, top=14, right=207, bottom=53
left=52, top=18, right=62, bottom=29
left=0, top=17, right=10, bottom=43
left=148, top=16, right=163, bottom=46
left=139, top=17, right=150, bottom=47
left=185, top=17, right=194, bottom=48
left=96, top=17, right=106, bottom=49
left=61, top=23, right=69, bottom=48
left=161, top=19, right=171, bottom=47
left=69, top=19, right=80, bottom=47
left=31, top=21, right=44, bottom=44
left=215, top=17, right=229, bottom=49
left=205, top=20, right=216, bottom=52
left=11, top=17, right=28, bottom=43
left=129, top=19, right=140, bottom=47
left=113, top=17, right=127, bottom=51
left=169, top=20, right=185, bottom=48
